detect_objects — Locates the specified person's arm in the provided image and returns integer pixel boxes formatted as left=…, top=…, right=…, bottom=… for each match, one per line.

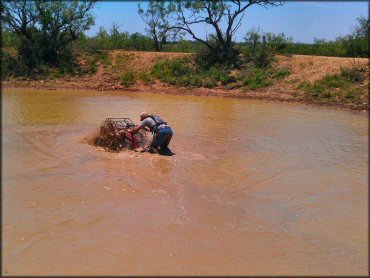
left=127, top=125, right=142, bottom=134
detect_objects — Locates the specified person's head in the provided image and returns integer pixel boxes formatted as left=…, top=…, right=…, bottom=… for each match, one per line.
left=140, top=111, right=149, bottom=121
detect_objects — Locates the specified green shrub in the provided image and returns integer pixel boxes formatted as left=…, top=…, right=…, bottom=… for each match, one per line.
left=241, top=66, right=272, bottom=90
left=301, top=68, right=367, bottom=106
left=151, top=58, right=219, bottom=88
left=203, top=78, right=218, bottom=88
left=219, top=74, right=237, bottom=85
left=272, top=68, right=291, bottom=79
left=340, top=64, right=366, bottom=82
left=137, top=71, right=154, bottom=84
left=1, top=51, right=21, bottom=77
left=86, top=60, right=98, bottom=74
left=296, top=81, right=310, bottom=90
left=195, top=42, right=240, bottom=69
left=95, top=51, right=112, bottom=67
left=151, top=58, right=192, bottom=79
left=120, top=72, right=136, bottom=87
left=240, top=63, right=291, bottom=90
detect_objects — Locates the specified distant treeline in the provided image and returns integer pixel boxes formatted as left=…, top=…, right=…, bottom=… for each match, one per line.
left=3, top=17, right=368, bottom=58
left=73, top=17, right=370, bottom=58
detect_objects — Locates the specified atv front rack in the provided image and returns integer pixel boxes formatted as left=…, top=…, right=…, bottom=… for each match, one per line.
left=96, top=117, right=147, bottom=150
left=104, top=118, right=136, bottom=130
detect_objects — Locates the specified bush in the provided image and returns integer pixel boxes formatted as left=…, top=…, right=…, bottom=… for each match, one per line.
left=195, top=41, right=240, bottom=69
left=120, top=72, right=136, bottom=87
left=137, top=72, right=154, bottom=84
left=1, top=51, right=24, bottom=77
left=240, top=64, right=289, bottom=90
left=272, top=68, right=291, bottom=79
left=340, top=62, right=366, bottom=83
left=150, top=57, right=222, bottom=88
left=243, top=72, right=273, bottom=89
left=150, top=56, right=290, bottom=90
left=86, top=60, right=98, bottom=74
left=151, top=58, right=192, bottom=79
left=300, top=67, right=368, bottom=106
left=94, top=51, right=112, bottom=67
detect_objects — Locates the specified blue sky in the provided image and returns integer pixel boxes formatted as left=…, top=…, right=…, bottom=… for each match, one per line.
left=87, top=1, right=369, bottom=43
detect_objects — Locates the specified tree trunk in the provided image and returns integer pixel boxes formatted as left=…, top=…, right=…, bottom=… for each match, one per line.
left=154, top=38, right=160, bottom=52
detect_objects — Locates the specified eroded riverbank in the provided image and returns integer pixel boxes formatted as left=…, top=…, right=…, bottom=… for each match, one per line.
left=3, top=52, right=369, bottom=111
left=2, top=88, right=368, bottom=275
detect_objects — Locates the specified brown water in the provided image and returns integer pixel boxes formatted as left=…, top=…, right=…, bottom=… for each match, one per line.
left=2, top=88, right=368, bottom=275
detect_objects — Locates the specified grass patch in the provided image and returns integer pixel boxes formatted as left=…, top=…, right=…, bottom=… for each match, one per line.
left=120, top=72, right=136, bottom=87
left=271, top=67, right=291, bottom=79
left=239, top=65, right=291, bottom=90
left=79, top=51, right=112, bottom=75
left=112, top=53, right=135, bottom=73
left=151, top=57, right=254, bottom=89
left=298, top=64, right=368, bottom=106
left=93, top=51, right=112, bottom=68
left=137, top=71, right=154, bottom=85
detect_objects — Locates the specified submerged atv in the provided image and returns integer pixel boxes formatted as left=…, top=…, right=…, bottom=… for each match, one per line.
left=94, top=118, right=148, bottom=151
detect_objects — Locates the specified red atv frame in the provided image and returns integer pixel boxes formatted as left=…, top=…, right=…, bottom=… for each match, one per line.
left=104, top=118, right=147, bottom=149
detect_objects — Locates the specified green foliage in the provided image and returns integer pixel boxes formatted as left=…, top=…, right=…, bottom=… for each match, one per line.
left=299, top=64, right=368, bottom=106
left=120, top=72, right=136, bottom=87
left=2, top=0, right=95, bottom=74
left=138, top=0, right=179, bottom=51
left=241, top=29, right=292, bottom=68
left=86, top=60, right=98, bottom=74
left=240, top=17, right=369, bottom=59
left=271, top=68, right=291, bottom=79
left=74, top=26, right=155, bottom=52
left=150, top=56, right=290, bottom=90
left=162, top=40, right=199, bottom=53
left=242, top=67, right=273, bottom=90
left=151, top=57, right=223, bottom=88
left=137, top=72, right=155, bottom=84
left=278, top=17, right=369, bottom=58
left=219, top=74, right=237, bottom=85
left=151, top=58, right=192, bottom=79
left=169, top=1, right=280, bottom=66
left=92, top=51, right=112, bottom=67
left=1, top=30, right=20, bottom=48
left=239, top=64, right=291, bottom=90
left=194, top=40, right=241, bottom=69
left=1, top=50, right=27, bottom=77
left=340, top=62, right=366, bottom=82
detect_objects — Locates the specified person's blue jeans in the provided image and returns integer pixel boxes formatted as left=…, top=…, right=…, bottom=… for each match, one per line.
left=151, top=127, right=173, bottom=149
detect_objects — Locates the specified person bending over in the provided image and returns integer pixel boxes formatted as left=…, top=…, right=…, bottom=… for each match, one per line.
left=128, top=112, right=173, bottom=154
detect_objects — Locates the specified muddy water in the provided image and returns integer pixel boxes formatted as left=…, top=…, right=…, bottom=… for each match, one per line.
left=2, top=88, right=368, bottom=275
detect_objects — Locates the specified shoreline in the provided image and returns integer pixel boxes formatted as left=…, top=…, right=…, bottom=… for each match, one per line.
left=2, top=52, right=368, bottom=112
left=3, top=82, right=368, bottom=113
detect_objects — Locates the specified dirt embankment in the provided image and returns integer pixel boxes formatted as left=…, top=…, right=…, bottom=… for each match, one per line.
left=3, top=50, right=369, bottom=111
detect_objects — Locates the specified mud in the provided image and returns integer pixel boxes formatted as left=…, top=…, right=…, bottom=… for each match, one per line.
left=91, top=118, right=149, bottom=151
left=2, top=88, right=368, bottom=276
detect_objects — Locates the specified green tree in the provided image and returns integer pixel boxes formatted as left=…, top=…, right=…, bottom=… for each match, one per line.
left=35, top=1, right=95, bottom=64
left=243, top=28, right=261, bottom=55
left=169, top=0, right=283, bottom=64
left=129, top=32, right=154, bottom=51
left=138, top=0, right=180, bottom=51
left=353, top=16, right=369, bottom=37
left=2, top=0, right=39, bottom=69
left=2, top=0, right=95, bottom=69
